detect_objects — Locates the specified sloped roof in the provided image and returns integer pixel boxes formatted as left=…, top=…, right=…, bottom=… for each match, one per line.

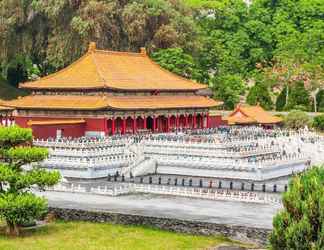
left=225, top=116, right=255, bottom=125
left=4, top=95, right=109, bottom=110
left=226, top=105, right=282, bottom=124
left=107, top=96, right=221, bottom=110
left=20, top=43, right=206, bottom=91
left=4, top=95, right=221, bottom=110
left=0, top=99, right=13, bottom=111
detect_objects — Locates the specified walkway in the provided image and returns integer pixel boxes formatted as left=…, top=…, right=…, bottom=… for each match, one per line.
left=36, top=191, right=282, bottom=229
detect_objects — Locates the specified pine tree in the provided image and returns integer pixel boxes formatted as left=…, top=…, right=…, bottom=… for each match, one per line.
left=0, top=126, right=60, bottom=236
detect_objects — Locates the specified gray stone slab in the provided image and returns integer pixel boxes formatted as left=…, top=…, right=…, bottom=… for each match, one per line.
left=36, top=191, right=282, bottom=229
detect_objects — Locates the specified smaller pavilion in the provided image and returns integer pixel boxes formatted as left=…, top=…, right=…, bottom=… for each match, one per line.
left=224, top=104, right=282, bottom=127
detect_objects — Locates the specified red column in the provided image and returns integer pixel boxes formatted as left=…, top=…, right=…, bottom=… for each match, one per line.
left=206, top=113, right=210, bottom=128
left=201, top=114, right=204, bottom=129
left=0, top=115, right=3, bottom=126
left=133, top=116, right=137, bottom=134
left=5, top=114, right=8, bottom=127
left=104, top=118, right=108, bottom=135
left=185, top=114, right=189, bottom=128
left=176, top=115, right=179, bottom=129
left=143, top=116, right=147, bottom=129
left=112, top=117, right=115, bottom=135
left=122, top=117, right=126, bottom=134
left=193, top=113, right=196, bottom=129
left=167, top=115, right=170, bottom=132
left=153, top=116, right=156, bottom=132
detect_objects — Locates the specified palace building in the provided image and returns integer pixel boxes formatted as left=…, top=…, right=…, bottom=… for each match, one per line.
left=3, top=42, right=223, bottom=139
left=224, top=104, right=282, bottom=126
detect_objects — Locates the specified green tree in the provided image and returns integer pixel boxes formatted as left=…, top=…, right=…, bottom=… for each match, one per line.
left=6, top=55, right=40, bottom=88
left=0, top=126, right=60, bottom=236
left=151, top=48, right=206, bottom=82
left=316, top=90, right=324, bottom=112
left=276, top=86, right=288, bottom=111
left=212, top=74, right=245, bottom=110
left=246, top=83, right=273, bottom=110
left=269, top=166, right=324, bottom=250
left=287, top=81, right=311, bottom=111
left=313, top=115, right=324, bottom=132
left=284, top=110, right=311, bottom=130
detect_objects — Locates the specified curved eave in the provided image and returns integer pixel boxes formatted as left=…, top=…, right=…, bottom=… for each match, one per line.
left=19, top=84, right=207, bottom=92
left=108, top=104, right=220, bottom=111
left=8, top=106, right=108, bottom=111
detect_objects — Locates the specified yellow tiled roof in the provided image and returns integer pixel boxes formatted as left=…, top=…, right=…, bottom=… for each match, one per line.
left=4, top=95, right=221, bottom=110
left=0, top=99, right=13, bottom=111
left=107, top=96, right=221, bottom=110
left=0, top=106, right=12, bottom=111
left=224, top=116, right=256, bottom=125
left=226, top=105, right=282, bottom=124
left=27, top=119, right=85, bottom=126
left=20, top=44, right=207, bottom=91
left=4, top=95, right=109, bottom=110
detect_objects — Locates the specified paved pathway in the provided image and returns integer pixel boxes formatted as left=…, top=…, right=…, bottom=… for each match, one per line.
left=37, top=191, right=282, bottom=229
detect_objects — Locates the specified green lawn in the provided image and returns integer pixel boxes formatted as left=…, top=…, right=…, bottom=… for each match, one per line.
left=0, top=221, right=243, bottom=250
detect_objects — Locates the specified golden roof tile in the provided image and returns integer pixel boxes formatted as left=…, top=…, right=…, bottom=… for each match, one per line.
left=0, top=99, right=13, bottom=111
left=20, top=44, right=207, bottom=91
left=107, top=96, right=222, bottom=110
left=4, top=95, right=221, bottom=110
left=4, top=95, right=109, bottom=110
left=226, top=105, right=282, bottom=124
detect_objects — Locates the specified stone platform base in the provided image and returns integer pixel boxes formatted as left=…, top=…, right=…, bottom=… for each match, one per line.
left=48, top=207, right=271, bottom=247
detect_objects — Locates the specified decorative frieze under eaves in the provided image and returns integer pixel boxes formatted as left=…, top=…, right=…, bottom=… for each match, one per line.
left=15, top=108, right=210, bottom=119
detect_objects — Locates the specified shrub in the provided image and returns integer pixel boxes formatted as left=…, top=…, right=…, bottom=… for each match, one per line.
left=284, top=110, right=311, bottom=129
left=313, top=114, right=324, bottom=131
left=269, top=166, right=324, bottom=249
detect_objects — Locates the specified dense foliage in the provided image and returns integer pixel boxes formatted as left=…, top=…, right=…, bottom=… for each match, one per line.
left=313, top=114, right=324, bottom=131
left=246, top=83, right=273, bottom=110
left=269, top=166, right=324, bottom=249
left=0, top=126, right=60, bottom=236
left=0, top=0, right=323, bottom=109
left=284, top=110, right=311, bottom=129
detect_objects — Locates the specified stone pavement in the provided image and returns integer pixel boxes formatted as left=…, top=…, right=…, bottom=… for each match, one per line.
left=36, top=191, right=282, bottom=229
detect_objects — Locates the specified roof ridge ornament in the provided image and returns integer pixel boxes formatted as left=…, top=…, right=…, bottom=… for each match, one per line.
left=88, top=42, right=96, bottom=53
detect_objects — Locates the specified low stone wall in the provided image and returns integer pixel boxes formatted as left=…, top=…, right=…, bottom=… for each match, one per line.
left=48, top=207, right=271, bottom=246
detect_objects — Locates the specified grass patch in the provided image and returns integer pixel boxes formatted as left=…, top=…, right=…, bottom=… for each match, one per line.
left=0, top=75, right=27, bottom=100
left=0, top=221, right=242, bottom=250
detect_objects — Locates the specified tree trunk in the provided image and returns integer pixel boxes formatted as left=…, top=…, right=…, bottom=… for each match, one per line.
left=6, top=221, right=20, bottom=236
left=311, top=88, right=319, bottom=113
left=285, top=84, right=289, bottom=108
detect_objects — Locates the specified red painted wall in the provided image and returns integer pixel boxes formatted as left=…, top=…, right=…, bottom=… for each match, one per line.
left=14, top=116, right=87, bottom=139
left=85, top=118, right=107, bottom=133
left=32, top=123, right=85, bottom=139
left=14, top=116, right=30, bottom=128
left=209, top=115, right=225, bottom=127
